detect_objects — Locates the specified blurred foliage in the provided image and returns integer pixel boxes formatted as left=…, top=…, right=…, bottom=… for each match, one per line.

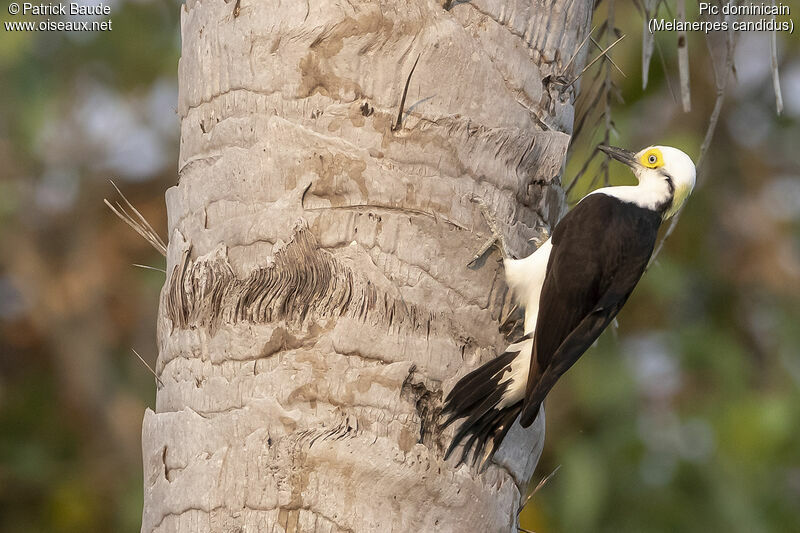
left=0, top=1, right=179, bottom=531
left=0, top=1, right=798, bottom=532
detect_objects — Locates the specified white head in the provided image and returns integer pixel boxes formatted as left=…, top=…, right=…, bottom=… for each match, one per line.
left=598, top=145, right=697, bottom=218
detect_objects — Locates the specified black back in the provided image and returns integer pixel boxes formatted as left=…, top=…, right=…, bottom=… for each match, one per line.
left=520, top=193, right=663, bottom=426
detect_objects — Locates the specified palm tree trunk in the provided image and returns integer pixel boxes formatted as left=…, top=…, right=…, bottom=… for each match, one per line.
left=141, top=1, right=592, bottom=531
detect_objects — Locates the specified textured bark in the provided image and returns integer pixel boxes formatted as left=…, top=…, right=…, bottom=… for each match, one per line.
left=142, top=1, right=592, bottom=531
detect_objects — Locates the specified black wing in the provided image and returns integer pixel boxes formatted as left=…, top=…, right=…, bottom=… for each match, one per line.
left=519, top=193, right=662, bottom=426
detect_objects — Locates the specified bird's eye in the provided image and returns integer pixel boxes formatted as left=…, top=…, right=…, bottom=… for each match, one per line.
left=640, top=148, right=663, bottom=168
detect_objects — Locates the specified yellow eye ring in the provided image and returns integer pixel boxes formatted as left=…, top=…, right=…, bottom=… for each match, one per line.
left=640, top=148, right=664, bottom=169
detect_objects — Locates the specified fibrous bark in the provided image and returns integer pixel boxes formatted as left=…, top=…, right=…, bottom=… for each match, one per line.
left=142, top=0, right=592, bottom=531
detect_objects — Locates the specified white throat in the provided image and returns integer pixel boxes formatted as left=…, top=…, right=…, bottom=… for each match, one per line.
left=587, top=174, right=672, bottom=213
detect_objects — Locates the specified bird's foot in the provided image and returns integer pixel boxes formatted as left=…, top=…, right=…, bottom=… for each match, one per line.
left=466, top=195, right=512, bottom=267
left=529, top=225, right=551, bottom=250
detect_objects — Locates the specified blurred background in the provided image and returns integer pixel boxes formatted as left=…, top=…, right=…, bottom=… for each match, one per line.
left=1, top=1, right=178, bottom=531
left=0, top=1, right=797, bottom=532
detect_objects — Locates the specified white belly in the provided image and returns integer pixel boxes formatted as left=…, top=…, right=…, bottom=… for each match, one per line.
left=503, top=239, right=551, bottom=334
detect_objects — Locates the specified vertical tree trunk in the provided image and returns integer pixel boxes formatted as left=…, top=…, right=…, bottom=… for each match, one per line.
left=141, top=1, right=591, bottom=531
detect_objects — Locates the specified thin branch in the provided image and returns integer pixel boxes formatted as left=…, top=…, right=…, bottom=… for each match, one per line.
left=655, top=31, right=678, bottom=103
left=518, top=465, right=562, bottom=516
left=641, top=0, right=657, bottom=89
left=104, top=180, right=167, bottom=257
left=565, top=34, right=626, bottom=87
left=571, top=75, right=605, bottom=141
left=770, top=0, right=783, bottom=115
left=392, top=54, right=421, bottom=131
left=565, top=148, right=600, bottom=195
left=590, top=158, right=610, bottom=192
left=659, top=0, right=674, bottom=19
left=591, top=36, right=626, bottom=77
left=133, top=263, right=167, bottom=274
left=132, top=348, right=164, bottom=388
left=563, top=25, right=596, bottom=75
left=635, top=0, right=677, bottom=100
left=696, top=90, right=726, bottom=171
left=601, top=0, right=616, bottom=186
left=704, top=31, right=721, bottom=87
left=676, top=0, right=691, bottom=112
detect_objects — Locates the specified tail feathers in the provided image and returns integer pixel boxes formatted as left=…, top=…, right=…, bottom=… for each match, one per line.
left=441, top=349, right=516, bottom=425
left=440, top=345, right=527, bottom=470
left=451, top=403, right=522, bottom=471
left=475, top=407, right=520, bottom=469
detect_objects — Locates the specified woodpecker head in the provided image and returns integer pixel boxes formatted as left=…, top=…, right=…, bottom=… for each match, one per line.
left=598, top=144, right=696, bottom=218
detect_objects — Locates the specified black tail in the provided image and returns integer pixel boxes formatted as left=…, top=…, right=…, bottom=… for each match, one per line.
left=440, top=344, right=525, bottom=471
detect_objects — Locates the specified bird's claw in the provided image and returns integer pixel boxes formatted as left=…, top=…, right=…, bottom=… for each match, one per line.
left=529, top=225, right=551, bottom=249
left=466, top=196, right=511, bottom=267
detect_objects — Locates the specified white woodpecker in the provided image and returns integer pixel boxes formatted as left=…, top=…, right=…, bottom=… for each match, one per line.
left=441, top=145, right=697, bottom=470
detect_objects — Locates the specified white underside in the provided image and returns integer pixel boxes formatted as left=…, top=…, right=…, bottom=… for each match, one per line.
left=588, top=180, right=671, bottom=212
left=504, top=239, right=552, bottom=335
left=496, top=239, right=552, bottom=408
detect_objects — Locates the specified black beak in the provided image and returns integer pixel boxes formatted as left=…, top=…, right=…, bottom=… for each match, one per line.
left=598, top=145, right=638, bottom=169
